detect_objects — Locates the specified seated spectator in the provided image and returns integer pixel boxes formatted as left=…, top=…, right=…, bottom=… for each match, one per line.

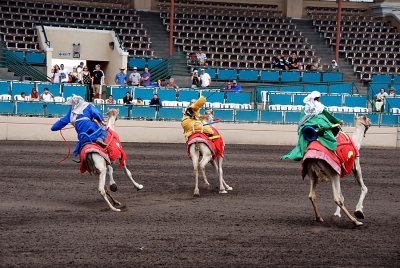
left=140, top=67, right=151, bottom=87
left=388, top=87, right=396, bottom=97
left=30, top=88, right=40, bottom=101
left=224, top=82, right=233, bottom=91
left=375, top=88, right=388, bottom=112
left=309, top=61, right=323, bottom=72
left=328, top=60, right=340, bottom=72
left=196, top=48, right=208, bottom=66
left=272, top=54, right=281, bottom=69
left=166, top=78, right=179, bottom=89
left=135, top=97, right=143, bottom=105
left=129, top=67, right=141, bottom=86
left=231, top=80, right=242, bottom=91
left=40, top=88, right=55, bottom=102
left=158, top=78, right=168, bottom=88
left=149, top=94, right=162, bottom=107
left=288, top=52, right=302, bottom=70
left=191, top=70, right=201, bottom=88
left=106, top=95, right=116, bottom=105
left=115, top=67, right=128, bottom=87
left=123, top=92, right=133, bottom=104
left=282, top=56, right=290, bottom=70
left=20, top=92, right=26, bottom=99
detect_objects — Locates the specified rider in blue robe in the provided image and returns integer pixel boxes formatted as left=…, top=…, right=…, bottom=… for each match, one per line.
left=51, top=95, right=107, bottom=156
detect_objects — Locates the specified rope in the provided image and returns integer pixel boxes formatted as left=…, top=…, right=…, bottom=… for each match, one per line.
left=58, top=126, right=75, bottom=164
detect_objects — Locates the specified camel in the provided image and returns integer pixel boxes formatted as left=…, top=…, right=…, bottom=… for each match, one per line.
left=85, top=109, right=143, bottom=212
left=304, top=115, right=370, bottom=226
left=189, top=112, right=232, bottom=197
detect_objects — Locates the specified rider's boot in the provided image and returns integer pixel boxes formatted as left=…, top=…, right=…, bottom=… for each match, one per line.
left=96, top=138, right=107, bottom=148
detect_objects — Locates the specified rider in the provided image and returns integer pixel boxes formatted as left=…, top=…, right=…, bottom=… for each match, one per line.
left=181, top=96, right=215, bottom=139
left=51, top=95, right=108, bottom=156
left=281, top=91, right=342, bottom=161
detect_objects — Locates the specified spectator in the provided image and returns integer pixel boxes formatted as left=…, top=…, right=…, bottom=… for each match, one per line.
left=272, top=54, right=281, bottom=69
left=129, top=67, right=141, bottom=86
left=80, top=66, right=92, bottom=101
left=135, top=97, right=143, bottom=105
left=40, top=88, right=55, bottom=102
left=69, top=66, right=80, bottom=83
left=196, top=48, right=208, bottom=66
left=157, top=78, right=168, bottom=88
left=310, top=60, right=323, bottom=72
left=59, top=64, right=69, bottom=83
left=224, top=82, right=233, bottom=91
left=106, top=95, right=116, bottom=105
left=191, top=70, right=201, bottom=88
left=231, top=80, right=242, bottom=91
left=328, top=60, right=340, bottom=72
left=200, top=68, right=211, bottom=87
left=20, top=92, right=26, bottom=99
left=388, top=87, right=396, bottom=97
left=166, top=78, right=179, bottom=89
left=115, top=67, right=128, bottom=87
left=123, top=91, right=133, bottom=104
left=282, top=56, right=290, bottom=70
left=149, top=94, right=162, bottom=107
left=288, top=52, right=302, bottom=70
left=140, top=67, right=151, bottom=87
left=92, top=64, right=105, bottom=100
left=77, top=61, right=84, bottom=73
left=30, top=88, right=39, bottom=101
left=51, top=65, right=61, bottom=84
left=375, top=88, right=388, bottom=112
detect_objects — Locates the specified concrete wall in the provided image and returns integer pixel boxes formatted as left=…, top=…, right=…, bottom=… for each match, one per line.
left=0, top=116, right=398, bottom=148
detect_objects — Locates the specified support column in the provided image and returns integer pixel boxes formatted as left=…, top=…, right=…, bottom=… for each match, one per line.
left=335, top=0, right=342, bottom=62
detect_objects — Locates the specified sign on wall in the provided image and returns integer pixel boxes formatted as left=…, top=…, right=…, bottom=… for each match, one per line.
left=73, top=43, right=80, bottom=58
left=58, top=51, right=71, bottom=57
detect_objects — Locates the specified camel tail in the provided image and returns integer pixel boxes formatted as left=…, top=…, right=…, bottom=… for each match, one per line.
left=307, top=160, right=330, bottom=183
left=86, top=153, right=100, bottom=175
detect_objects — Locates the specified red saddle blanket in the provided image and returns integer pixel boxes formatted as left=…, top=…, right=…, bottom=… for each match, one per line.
left=302, top=131, right=359, bottom=178
left=186, top=127, right=225, bottom=159
left=79, top=128, right=128, bottom=173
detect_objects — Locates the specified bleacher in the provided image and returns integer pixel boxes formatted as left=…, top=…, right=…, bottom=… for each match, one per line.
left=368, top=74, right=400, bottom=114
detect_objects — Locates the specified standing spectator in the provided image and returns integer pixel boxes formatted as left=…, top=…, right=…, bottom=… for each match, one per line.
left=231, top=80, right=242, bottom=91
left=40, top=87, right=55, bottom=102
left=115, top=67, right=128, bottom=87
left=140, top=67, right=151, bottom=87
left=166, top=78, right=179, bottom=89
left=92, top=64, right=105, bottom=100
left=200, top=68, right=211, bottom=87
left=51, top=65, right=61, bottom=84
left=191, top=70, right=201, bottom=88
left=196, top=48, right=207, bottom=66
left=328, top=60, right=340, bottom=72
left=80, top=66, right=92, bottom=101
left=106, top=95, right=116, bottom=104
left=59, top=64, right=69, bottom=83
left=69, top=66, right=80, bottom=83
left=129, top=67, right=141, bottom=86
left=288, top=52, right=302, bottom=70
left=375, top=88, right=388, bottom=112
left=388, top=87, right=396, bottom=97
left=30, top=88, right=40, bottom=101
left=149, top=94, right=162, bottom=107
left=123, top=91, right=133, bottom=104
left=77, top=61, right=84, bottom=73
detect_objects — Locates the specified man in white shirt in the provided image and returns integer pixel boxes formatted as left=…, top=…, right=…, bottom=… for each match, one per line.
left=200, top=69, right=211, bottom=87
left=196, top=48, right=207, bottom=66
left=40, top=88, right=55, bottom=102
left=59, top=64, right=69, bottom=83
left=129, top=67, right=141, bottom=86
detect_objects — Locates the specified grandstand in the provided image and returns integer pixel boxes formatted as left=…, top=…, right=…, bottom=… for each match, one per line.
left=0, top=0, right=399, bottom=128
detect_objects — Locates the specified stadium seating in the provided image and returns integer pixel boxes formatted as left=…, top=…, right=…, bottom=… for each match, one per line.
left=259, top=111, right=283, bottom=123
left=131, top=105, right=156, bottom=119
left=46, top=103, right=70, bottom=116
left=178, top=90, right=199, bottom=102
left=285, top=111, right=301, bottom=124
left=260, top=70, right=280, bottom=82
left=218, top=69, right=237, bottom=80
left=302, top=72, right=321, bottom=83
left=159, top=107, right=183, bottom=120
left=157, top=89, right=177, bottom=101
left=62, top=84, right=87, bottom=99
left=110, top=87, right=132, bottom=101
left=16, top=102, right=44, bottom=115
left=37, top=83, right=61, bottom=96
left=11, top=82, right=35, bottom=96
left=238, top=70, right=259, bottom=82
left=133, top=88, right=154, bottom=101
left=0, top=81, right=10, bottom=95
left=235, top=110, right=258, bottom=122
left=213, top=109, right=234, bottom=122
left=0, top=101, right=14, bottom=114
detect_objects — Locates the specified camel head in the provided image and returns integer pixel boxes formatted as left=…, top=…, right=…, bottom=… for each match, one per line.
left=355, top=115, right=371, bottom=137
left=107, top=108, right=119, bottom=119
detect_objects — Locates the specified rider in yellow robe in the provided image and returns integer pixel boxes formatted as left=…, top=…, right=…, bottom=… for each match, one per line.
left=181, top=96, right=214, bottom=139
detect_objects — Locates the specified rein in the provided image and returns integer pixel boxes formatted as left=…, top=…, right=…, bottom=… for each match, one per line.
left=58, top=126, right=75, bottom=163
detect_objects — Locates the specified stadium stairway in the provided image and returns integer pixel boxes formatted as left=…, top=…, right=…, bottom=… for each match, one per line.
left=294, top=19, right=368, bottom=95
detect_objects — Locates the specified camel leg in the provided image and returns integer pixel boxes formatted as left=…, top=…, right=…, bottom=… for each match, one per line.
left=107, top=165, right=118, bottom=192
left=331, top=176, right=363, bottom=226
left=217, top=157, right=232, bottom=191
left=123, top=162, right=143, bottom=191
left=190, top=145, right=200, bottom=197
left=105, top=186, right=121, bottom=206
left=93, top=154, right=121, bottom=212
left=199, top=148, right=213, bottom=193
left=353, top=157, right=368, bottom=219
left=334, top=192, right=344, bottom=217
left=308, top=175, right=324, bottom=222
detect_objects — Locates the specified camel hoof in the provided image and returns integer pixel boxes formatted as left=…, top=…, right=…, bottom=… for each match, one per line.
left=111, top=208, right=121, bottom=212
left=354, top=221, right=363, bottom=227
left=193, top=193, right=200, bottom=197
left=316, top=217, right=324, bottom=223
left=334, top=212, right=341, bottom=218
left=136, top=184, right=144, bottom=191
left=226, top=186, right=233, bottom=191
left=354, top=210, right=365, bottom=219
left=219, top=190, right=228, bottom=194
left=110, top=183, right=118, bottom=192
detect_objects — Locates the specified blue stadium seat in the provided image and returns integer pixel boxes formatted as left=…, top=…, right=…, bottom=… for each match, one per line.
left=202, top=91, right=225, bottom=103
left=260, top=70, right=279, bottom=82
left=218, top=69, right=237, bottom=80
left=281, top=85, right=303, bottom=93
left=269, top=93, right=292, bottom=105
left=16, top=102, right=44, bottom=115
left=394, top=75, right=400, bottom=84
left=329, top=83, right=352, bottom=94
left=323, top=95, right=342, bottom=107
left=134, top=88, right=155, bottom=100
left=26, top=52, right=45, bottom=65
left=131, top=106, right=156, bottom=119
left=368, top=83, right=390, bottom=97
left=302, top=72, right=321, bottom=83
left=11, top=82, right=35, bottom=96
left=256, top=87, right=278, bottom=102
left=238, top=70, right=259, bottom=82
left=322, top=72, right=343, bottom=82
left=213, top=109, right=234, bottom=122
left=333, top=113, right=356, bottom=125
left=0, top=101, right=14, bottom=114
left=37, top=83, right=61, bottom=96
left=198, top=68, right=217, bottom=79
left=0, top=81, right=9, bottom=95
left=62, top=84, right=87, bottom=99
left=226, top=92, right=251, bottom=104
left=381, top=114, right=399, bottom=126
left=304, top=84, right=328, bottom=93
left=260, top=111, right=283, bottom=123
left=157, top=89, right=177, bottom=101
left=128, top=57, right=146, bottom=69
left=371, top=74, right=392, bottom=83
left=281, top=71, right=300, bottom=82
left=386, top=98, right=400, bottom=111
left=159, top=107, right=183, bottom=120
left=285, top=111, right=301, bottom=124
left=46, top=103, right=71, bottom=116
left=178, top=90, right=199, bottom=102
left=344, top=96, right=367, bottom=107
left=104, top=104, right=130, bottom=118
left=111, top=87, right=132, bottom=101
left=235, top=110, right=258, bottom=122
left=147, top=58, right=164, bottom=69
left=7, top=50, right=24, bottom=62
left=293, top=94, right=307, bottom=105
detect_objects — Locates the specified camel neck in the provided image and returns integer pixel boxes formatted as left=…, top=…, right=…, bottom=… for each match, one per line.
left=107, top=117, right=116, bottom=131
left=351, top=126, right=365, bottom=150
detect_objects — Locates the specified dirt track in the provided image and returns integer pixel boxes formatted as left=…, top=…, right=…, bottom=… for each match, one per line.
left=1, top=141, right=399, bottom=267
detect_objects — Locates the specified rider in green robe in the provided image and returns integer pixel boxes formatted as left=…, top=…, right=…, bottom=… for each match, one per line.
left=281, top=91, right=342, bottom=161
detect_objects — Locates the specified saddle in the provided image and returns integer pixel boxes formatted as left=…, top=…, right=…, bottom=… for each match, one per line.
left=302, top=131, right=359, bottom=178
left=186, top=127, right=225, bottom=160
left=79, top=128, right=128, bottom=173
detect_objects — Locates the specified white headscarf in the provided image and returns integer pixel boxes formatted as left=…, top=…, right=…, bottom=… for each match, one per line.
left=303, top=91, right=324, bottom=115
left=64, top=95, right=89, bottom=124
